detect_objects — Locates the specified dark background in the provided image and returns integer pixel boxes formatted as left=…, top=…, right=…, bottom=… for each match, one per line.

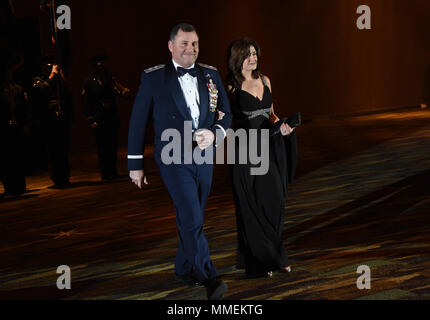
left=10, top=0, right=430, bottom=152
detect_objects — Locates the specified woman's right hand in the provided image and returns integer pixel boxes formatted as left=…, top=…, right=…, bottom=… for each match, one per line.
left=217, top=110, right=225, bottom=120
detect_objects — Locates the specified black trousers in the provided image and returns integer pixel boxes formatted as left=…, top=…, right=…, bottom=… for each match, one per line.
left=0, top=126, right=26, bottom=195
left=45, top=118, right=71, bottom=187
left=93, top=125, right=118, bottom=179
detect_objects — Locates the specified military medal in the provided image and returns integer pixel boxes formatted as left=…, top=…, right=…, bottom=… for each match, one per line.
left=206, top=76, right=218, bottom=112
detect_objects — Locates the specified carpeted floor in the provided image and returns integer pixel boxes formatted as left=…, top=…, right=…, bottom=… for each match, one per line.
left=1, top=109, right=430, bottom=300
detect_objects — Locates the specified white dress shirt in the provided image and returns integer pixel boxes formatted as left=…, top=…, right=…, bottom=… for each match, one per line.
left=172, top=59, right=226, bottom=145
left=172, top=59, right=200, bottom=129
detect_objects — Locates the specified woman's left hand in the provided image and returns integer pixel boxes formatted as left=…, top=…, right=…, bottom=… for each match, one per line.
left=217, top=110, right=225, bottom=120
left=280, top=123, right=294, bottom=136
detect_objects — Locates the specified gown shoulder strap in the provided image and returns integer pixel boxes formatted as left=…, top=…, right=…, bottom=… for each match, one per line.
left=260, top=74, right=268, bottom=87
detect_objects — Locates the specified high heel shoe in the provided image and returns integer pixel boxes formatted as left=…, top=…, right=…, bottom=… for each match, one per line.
left=280, top=266, right=292, bottom=273
left=246, top=271, right=273, bottom=279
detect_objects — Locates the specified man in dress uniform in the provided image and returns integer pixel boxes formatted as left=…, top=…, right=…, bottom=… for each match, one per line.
left=128, top=23, right=232, bottom=300
left=82, top=54, right=130, bottom=181
left=0, top=71, right=31, bottom=195
left=31, top=56, right=73, bottom=188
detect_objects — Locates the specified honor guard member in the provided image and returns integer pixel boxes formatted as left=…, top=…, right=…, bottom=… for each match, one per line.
left=82, top=54, right=130, bottom=181
left=0, top=71, right=31, bottom=195
left=39, top=0, right=72, bottom=77
left=31, top=56, right=73, bottom=188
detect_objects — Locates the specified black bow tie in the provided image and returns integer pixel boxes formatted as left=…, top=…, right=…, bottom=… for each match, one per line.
left=177, top=66, right=197, bottom=77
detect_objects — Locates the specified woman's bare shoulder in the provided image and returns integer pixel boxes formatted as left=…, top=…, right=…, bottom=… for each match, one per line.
left=261, top=74, right=272, bottom=89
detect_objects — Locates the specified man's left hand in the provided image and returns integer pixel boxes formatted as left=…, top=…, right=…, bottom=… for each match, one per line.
left=194, top=129, right=215, bottom=150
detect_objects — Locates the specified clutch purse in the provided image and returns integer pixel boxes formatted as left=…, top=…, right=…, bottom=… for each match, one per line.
left=271, top=112, right=301, bottom=136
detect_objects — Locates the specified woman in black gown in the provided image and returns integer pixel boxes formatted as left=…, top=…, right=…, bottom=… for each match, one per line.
left=226, top=38, right=298, bottom=277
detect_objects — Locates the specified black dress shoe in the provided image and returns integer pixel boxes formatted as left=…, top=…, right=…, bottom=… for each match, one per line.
left=52, top=181, right=71, bottom=189
left=245, top=271, right=273, bottom=279
left=204, top=279, right=228, bottom=300
left=174, top=273, right=203, bottom=287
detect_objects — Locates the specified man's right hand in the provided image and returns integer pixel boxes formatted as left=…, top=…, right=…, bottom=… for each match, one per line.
left=52, top=64, right=59, bottom=74
left=49, top=64, right=60, bottom=79
left=90, top=122, right=99, bottom=129
left=129, top=170, right=148, bottom=189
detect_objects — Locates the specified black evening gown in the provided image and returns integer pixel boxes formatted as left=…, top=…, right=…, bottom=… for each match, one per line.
left=229, top=79, right=298, bottom=276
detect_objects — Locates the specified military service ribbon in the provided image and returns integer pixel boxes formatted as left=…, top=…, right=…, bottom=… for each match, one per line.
left=206, top=75, right=218, bottom=112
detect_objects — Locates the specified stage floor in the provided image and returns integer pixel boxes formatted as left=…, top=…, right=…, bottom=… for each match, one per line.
left=1, top=109, right=430, bottom=300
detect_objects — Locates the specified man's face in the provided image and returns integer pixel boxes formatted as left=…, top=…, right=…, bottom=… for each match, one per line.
left=42, top=63, right=53, bottom=77
left=94, top=61, right=106, bottom=72
left=168, top=30, right=199, bottom=68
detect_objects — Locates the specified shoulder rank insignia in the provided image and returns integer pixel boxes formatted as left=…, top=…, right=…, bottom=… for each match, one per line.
left=144, top=64, right=166, bottom=73
left=198, top=63, right=217, bottom=71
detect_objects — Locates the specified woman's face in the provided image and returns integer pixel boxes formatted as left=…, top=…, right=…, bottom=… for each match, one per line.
left=242, top=45, right=258, bottom=73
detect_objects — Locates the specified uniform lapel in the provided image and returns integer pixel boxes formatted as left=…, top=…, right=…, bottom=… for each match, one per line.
left=166, top=61, right=192, bottom=122
left=196, top=64, right=209, bottom=128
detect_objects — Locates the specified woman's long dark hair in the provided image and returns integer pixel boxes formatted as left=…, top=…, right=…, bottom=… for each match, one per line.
left=226, top=37, right=261, bottom=94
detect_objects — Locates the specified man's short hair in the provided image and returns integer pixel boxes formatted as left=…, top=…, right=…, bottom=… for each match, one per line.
left=169, top=23, right=198, bottom=42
